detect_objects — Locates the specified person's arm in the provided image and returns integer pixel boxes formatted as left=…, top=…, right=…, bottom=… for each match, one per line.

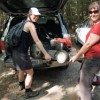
left=25, top=22, right=51, bottom=61
left=69, top=33, right=100, bottom=62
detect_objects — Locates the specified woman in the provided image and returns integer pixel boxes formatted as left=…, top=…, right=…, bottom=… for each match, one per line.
left=70, top=1, right=100, bottom=100
left=12, top=7, right=51, bottom=99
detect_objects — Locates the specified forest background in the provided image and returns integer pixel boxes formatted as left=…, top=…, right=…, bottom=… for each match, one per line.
left=0, top=0, right=98, bottom=31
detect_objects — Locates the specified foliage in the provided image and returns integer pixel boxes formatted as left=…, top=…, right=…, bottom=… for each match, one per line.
left=0, top=10, right=8, bottom=31
left=64, top=0, right=98, bottom=29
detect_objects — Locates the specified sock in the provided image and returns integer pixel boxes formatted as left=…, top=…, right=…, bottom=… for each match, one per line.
left=19, top=81, right=24, bottom=85
left=25, top=88, right=31, bottom=92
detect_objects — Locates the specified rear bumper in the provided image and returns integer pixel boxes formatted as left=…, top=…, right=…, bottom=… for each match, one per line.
left=0, top=55, right=15, bottom=68
left=32, top=60, right=69, bottom=69
left=0, top=57, right=69, bottom=69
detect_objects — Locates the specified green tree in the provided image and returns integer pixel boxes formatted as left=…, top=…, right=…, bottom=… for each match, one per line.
left=0, top=10, right=8, bottom=31
left=64, top=0, right=98, bottom=30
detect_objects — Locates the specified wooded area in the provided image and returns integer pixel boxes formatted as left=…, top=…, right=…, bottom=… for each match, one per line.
left=64, top=0, right=97, bottom=29
left=0, top=0, right=98, bottom=31
left=0, top=10, right=8, bottom=31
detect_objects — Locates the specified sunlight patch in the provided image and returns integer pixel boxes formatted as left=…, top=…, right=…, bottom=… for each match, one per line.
left=38, top=85, right=66, bottom=100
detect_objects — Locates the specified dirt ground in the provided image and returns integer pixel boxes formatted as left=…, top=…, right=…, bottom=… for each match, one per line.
left=0, top=63, right=100, bottom=100
left=0, top=62, right=80, bottom=100
left=0, top=53, right=81, bottom=100
left=0, top=33, right=100, bottom=100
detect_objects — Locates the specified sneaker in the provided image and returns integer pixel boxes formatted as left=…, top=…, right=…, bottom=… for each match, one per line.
left=25, top=90, right=39, bottom=99
left=92, top=81, right=100, bottom=86
left=92, top=76, right=100, bottom=86
left=19, top=84, right=25, bottom=91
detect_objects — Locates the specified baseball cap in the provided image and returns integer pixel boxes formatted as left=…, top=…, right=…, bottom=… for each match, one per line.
left=30, top=7, right=41, bottom=15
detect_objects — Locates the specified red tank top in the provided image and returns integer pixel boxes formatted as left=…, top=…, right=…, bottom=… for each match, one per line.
left=85, top=22, right=100, bottom=58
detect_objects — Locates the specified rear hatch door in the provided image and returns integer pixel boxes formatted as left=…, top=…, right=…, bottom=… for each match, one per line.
left=0, top=0, right=68, bottom=15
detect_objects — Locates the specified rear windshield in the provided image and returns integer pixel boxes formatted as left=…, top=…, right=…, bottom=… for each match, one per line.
left=37, top=16, right=59, bottom=24
left=6, top=0, right=60, bottom=8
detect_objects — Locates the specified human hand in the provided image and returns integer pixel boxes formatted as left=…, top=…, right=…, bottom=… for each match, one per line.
left=44, top=53, right=51, bottom=61
left=69, top=55, right=79, bottom=62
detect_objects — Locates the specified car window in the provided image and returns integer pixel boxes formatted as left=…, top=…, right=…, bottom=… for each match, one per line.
left=37, top=16, right=59, bottom=24
left=77, top=18, right=93, bottom=28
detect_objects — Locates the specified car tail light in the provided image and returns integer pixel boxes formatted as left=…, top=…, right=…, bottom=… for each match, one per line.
left=0, top=40, right=5, bottom=51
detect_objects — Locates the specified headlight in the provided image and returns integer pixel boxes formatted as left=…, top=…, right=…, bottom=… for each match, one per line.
left=56, top=50, right=69, bottom=64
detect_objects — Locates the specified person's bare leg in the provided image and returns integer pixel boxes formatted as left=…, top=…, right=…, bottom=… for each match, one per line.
left=24, top=69, right=39, bottom=99
left=25, top=69, right=33, bottom=89
left=18, top=70, right=25, bottom=82
left=18, top=71, right=25, bottom=90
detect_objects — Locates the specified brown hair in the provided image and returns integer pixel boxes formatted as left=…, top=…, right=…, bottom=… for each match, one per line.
left=27, top=9, right=32, bottom=17
left=89, top=1, right=100, bottom=11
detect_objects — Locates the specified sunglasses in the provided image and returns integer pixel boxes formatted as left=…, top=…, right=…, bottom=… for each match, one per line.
left=89, top=10, right=99, bottom=14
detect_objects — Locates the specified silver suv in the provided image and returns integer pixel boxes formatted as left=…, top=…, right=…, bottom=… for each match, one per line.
left=0, top=0, right=71, bottom=69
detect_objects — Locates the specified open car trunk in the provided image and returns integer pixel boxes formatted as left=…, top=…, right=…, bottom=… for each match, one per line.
left=0, top=0, right=71, bottom=69
left=0, top=0, right=68, bottom=15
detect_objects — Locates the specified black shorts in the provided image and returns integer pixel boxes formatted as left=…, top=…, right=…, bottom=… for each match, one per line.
left=12, top=51, right=33, bottom=71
